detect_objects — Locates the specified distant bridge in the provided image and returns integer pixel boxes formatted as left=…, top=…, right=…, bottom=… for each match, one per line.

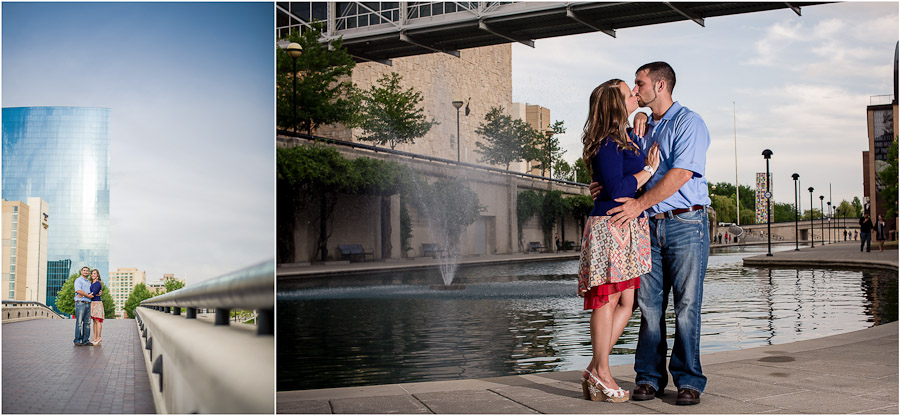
left=276, top=2, right=828, bottom=64
left=2, top=261, right=274, bottom=414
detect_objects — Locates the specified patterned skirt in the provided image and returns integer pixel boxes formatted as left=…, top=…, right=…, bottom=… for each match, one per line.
left=577, top=216, right=651, bottom=309
left=90, top=301, right=105, bottom=322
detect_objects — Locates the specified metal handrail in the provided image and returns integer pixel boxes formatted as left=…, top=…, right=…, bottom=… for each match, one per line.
left=141, top=260, right=273, bottom=310
left=277, top=129, right=588, bottom=188
left=139, top=260, right=274, bottom=335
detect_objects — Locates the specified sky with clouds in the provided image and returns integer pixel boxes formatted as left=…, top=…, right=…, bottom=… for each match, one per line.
left=2, top=2, right=274, bottom=285
left=512, top=1, right=898, bottom=209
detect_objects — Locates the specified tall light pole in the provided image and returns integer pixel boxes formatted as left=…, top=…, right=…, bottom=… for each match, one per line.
left=809, top=187, right=815, bottom=248
left=734, top=102, right=740, bottom=225
left=762, top=150, right=773, bottom=256
left=827, top=201, right=832, bottom=244
left=452, top=99, right=464, bottom=162
left=819, top=195, right=825, bottom=245
left=792, top=173, right=800, bottom=251
left=286, top=42, right=303, bottom=133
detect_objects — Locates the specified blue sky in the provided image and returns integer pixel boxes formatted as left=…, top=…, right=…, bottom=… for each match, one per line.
left=513, top=1, right=898, bottom=209
left=2, top=2, right=274, bottom=284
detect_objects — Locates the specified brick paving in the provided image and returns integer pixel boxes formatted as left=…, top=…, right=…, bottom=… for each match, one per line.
left=743, top=240, right=898, bottom=270
left=2, top=319, right=156, bottom=414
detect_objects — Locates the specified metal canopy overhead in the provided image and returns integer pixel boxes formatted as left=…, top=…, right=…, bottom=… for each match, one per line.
left=276, top=2, right=829, bottom=63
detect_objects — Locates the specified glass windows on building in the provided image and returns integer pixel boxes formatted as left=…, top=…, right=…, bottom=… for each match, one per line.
left=2, top=106, right=109, bottom=312
left=46, top=259, right=72, bottom=314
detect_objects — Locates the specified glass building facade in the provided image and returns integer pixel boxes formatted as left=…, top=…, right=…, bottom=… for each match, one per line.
left=46, top=259, right=72, bottom=314
left=2, top=107, right=110, bottom=310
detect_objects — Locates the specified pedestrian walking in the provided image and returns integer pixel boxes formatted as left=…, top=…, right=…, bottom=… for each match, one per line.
left=859, top=214, right=873, bottom=252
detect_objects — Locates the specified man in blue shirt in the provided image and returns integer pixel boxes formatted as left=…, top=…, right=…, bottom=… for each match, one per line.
left=594, top=62, right=710, bottom=405
left=74, top=266, right=94, bottom=346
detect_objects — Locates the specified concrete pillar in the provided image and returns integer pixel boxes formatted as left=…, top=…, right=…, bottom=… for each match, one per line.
left=508, top=177, right=519, bottom=253
left=390, top=193, right=401, bottom=259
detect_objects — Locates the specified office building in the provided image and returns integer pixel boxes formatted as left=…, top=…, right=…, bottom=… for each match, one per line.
left=2, top=106, right=110, bottom=310
left=862, top=42, right=898, bottom=238
left=109, top=267, right=146, bottom=316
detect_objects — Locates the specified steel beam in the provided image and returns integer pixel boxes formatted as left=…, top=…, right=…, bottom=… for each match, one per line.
left=665, top=2, right=705, bottom=27
left=478, top=20, right=534, bottom=48
left=785, top=2, right=802, bottom=15
left=566, top=6, right=616, bottom=38
left=399, top=32, right=460, bottom=58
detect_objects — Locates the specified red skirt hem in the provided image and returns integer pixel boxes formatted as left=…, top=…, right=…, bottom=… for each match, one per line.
left=583, top=277, right=640, bottom=310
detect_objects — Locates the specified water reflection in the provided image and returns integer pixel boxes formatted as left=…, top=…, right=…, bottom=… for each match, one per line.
left=278, top=248, right=896, bottom=391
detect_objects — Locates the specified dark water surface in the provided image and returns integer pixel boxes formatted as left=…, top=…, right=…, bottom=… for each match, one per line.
left=277, top=246, right=897, bottom=391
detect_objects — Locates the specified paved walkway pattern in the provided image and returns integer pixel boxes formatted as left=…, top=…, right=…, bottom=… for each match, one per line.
left=743, top=240, right=897, bottom=270
left=2, top=319, right=156, bottom=414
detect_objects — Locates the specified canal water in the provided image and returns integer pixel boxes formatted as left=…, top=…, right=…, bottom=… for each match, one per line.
left=277, top=246, right=897, bottom=391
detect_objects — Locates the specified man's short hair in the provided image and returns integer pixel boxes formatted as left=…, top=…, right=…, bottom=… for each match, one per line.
left=637, top=61, right=676, bottom=95
left=81, top=266, right=90, bottom=271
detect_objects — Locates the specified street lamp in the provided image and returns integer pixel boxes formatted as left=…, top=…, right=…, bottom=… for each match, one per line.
left=286, top=42, right=303, bottom=133
left=792, top=173, right=800, bottom=251
left=452, top=99, right=464, bottom=162
left=808, top=187, right=815, bottom=248
left=762, top=149, right=773, bottom=256
left=545, top=129, right=555, bottom=178
left=819, top=195, right=825, bottom=245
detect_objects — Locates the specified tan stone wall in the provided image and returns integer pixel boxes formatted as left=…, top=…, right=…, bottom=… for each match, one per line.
left=315, top=44, right=513, bottom=167
left=282, top=139, right=589, bottom=263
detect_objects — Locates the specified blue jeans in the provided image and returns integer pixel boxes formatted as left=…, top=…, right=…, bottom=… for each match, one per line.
left=74, top=301, right=92, bottom=344
left=860, top=232, right=871, bottom=252
left=634, top=209, right=709, bottom=393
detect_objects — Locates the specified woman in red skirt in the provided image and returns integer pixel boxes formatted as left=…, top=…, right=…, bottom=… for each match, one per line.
left=577, top=79, right=658, bottom=403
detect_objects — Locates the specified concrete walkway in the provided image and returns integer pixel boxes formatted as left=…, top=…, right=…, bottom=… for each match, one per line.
left=2, top=319, right=156, bottom=414
left=743, top=240, right=898, bottom=271
left=278, top=240, right=898, bottom=414
left=278, top=322, right=898, bottom=414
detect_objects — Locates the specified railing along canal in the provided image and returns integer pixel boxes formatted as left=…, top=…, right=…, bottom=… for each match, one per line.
left=135, top=260, right=274, bottom=414
left=2, top=300, right=66, bottom=322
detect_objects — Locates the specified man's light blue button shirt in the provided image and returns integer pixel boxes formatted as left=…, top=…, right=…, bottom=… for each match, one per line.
left=74, top=276, right=91, bottom=302
left=638, top=101, right=711, bottom=216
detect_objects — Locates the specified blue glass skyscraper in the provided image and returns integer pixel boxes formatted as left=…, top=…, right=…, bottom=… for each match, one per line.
left=2, top=107, right=110, bottom=309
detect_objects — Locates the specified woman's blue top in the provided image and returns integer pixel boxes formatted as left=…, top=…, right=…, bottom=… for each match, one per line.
left=90, top=281, right=102, bottom=302
left=589, top=137, right=646, bottom=217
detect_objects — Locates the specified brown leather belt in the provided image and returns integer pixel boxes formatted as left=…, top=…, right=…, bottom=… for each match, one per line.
left=652, top=205, right=706, bottom=220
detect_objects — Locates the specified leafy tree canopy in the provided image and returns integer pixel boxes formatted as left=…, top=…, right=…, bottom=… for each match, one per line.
left=353, top=72, right=437, bottom=149
left=163, top=276, right=185, bottom=294
left=474, top=107, right=542, bottom=171
left=277, top=24, right=357, bottom=134
left=123, top=284, right=154, bottom=319
left=878, top=139, right=898, bottom=218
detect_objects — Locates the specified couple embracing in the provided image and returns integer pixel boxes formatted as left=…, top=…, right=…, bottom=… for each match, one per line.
left=577, top=62, right=710, bottom=406
left=74, top=266, right=106, bottom=346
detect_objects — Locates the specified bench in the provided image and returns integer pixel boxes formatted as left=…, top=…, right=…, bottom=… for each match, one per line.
left=563, top=240, right=576, bottom=251
left=422, top=243, right=446, bottom=258
left=337, top=244, right=374, bottom=262
left=528, top=241, right=546, bottom=253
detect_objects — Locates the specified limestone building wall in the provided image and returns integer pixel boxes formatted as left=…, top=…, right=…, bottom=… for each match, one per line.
left=315, top=44, right=513, bottom=168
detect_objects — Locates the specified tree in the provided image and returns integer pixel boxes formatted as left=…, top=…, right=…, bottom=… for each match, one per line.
left=54, top=273, right=79, bottom=317
left=710, top=194, right=736, bottom=224
left=567, top=195, right=594, bottom=232
left=838, top=200, right=858, bottom=218
left=772, top=202, right=796, bottom=223
left=474, top=107, right=540, bottom=170
left=55, top=272, right=116, bottom=319
left=529, top=120, right=567, bottom=177
left=852, top=197, right=863, bottom=218
left=163, top=276, right=185, bottom=293
left=878, top=139, right=898, bottom=218
left=277, top=24, right=357, bottom=135
left=353, top=72, right=437, bottom=149
left=123, top=284, right=154, bottom=319
left=573, top=158, right=591, bottom=184
left=552, top=160, right=574, bottom=181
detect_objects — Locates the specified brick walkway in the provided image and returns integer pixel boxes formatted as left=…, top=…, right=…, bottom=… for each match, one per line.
left=743, top=240, right=898, bottom=270
left=2, top=319, right=156, bottom=414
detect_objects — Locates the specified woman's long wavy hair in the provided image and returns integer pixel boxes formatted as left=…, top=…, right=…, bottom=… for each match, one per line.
left=582, top=79, right=639, bottom=176
left=91, top=269, right=101, bottom=283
